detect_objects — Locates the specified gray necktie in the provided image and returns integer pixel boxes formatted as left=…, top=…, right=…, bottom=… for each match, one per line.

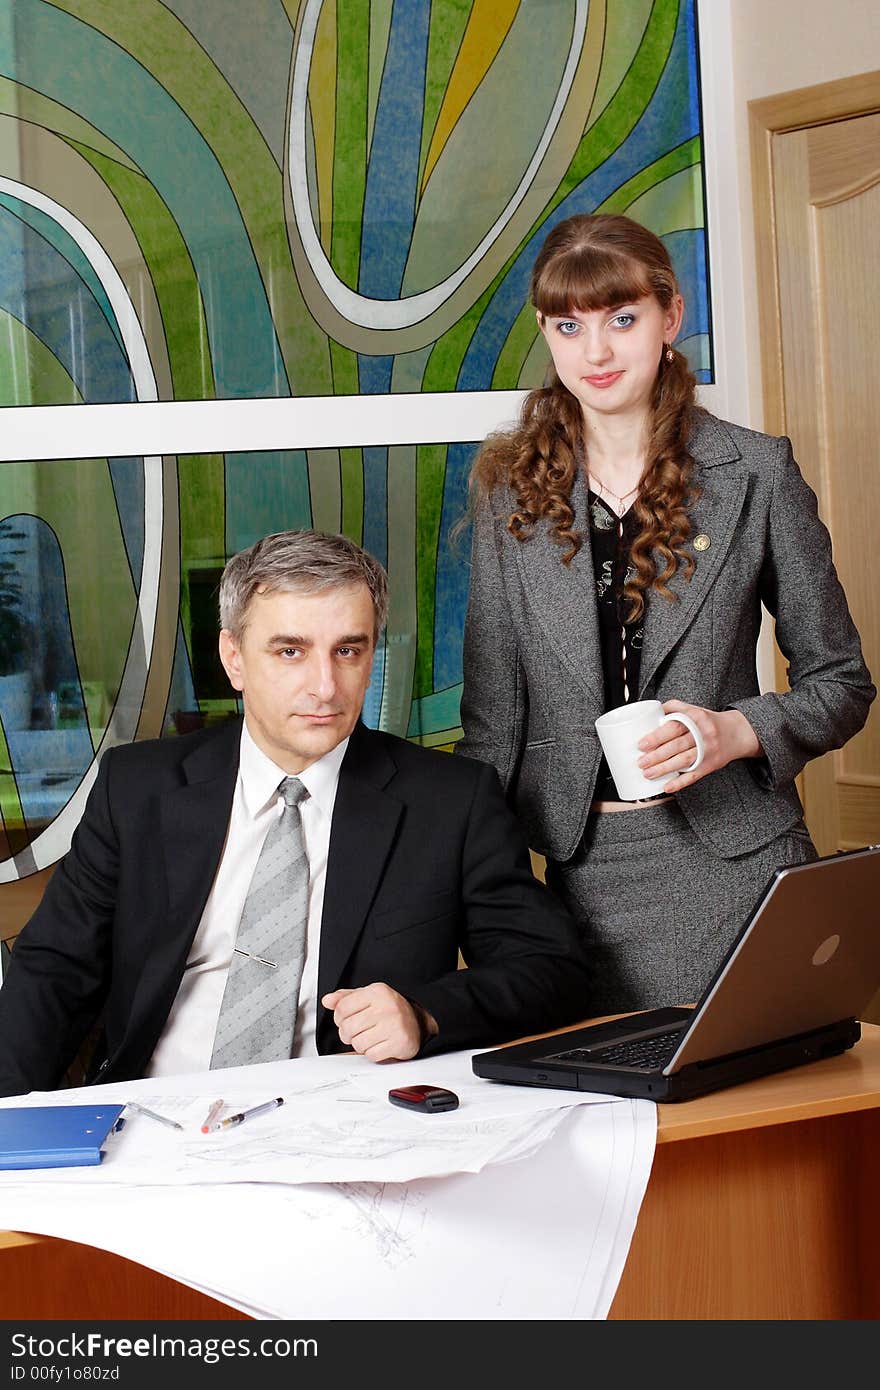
left=210, top=776, right=310, bottom=1069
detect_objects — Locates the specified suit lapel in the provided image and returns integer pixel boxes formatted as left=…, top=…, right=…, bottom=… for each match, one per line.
left=638, top=413, right=748, bottom=696
left=318, top=724, right=403, bottom=1004
left=118, top=720, right=242, bottom=1065
left=159, top=720, right=241, bottom=926
left=514, top=467, right=604, bottom=701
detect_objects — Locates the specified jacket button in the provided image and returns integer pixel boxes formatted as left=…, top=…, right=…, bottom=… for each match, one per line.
left=693, top=533, right=710, bottom=551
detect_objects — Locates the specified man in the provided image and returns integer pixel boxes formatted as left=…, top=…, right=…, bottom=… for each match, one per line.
left=0, top=530, right=591, bottom=1096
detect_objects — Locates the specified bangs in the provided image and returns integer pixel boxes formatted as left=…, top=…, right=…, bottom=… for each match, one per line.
left=533, top=247, right=652, bottom=317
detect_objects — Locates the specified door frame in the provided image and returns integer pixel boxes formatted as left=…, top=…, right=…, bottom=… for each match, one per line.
left=748, top=70, right=880, bottom=845
left=748, top=68, right=880, bottom=438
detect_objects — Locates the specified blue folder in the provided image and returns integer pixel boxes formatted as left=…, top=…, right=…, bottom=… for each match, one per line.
left=0, top=1104, right=125, bottom=1170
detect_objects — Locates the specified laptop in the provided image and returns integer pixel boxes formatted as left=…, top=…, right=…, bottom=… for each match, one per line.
left=473, top=843, right=880, bottom=1102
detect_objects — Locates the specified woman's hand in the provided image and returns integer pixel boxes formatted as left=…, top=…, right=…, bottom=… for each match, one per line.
left=637, top=700, right=762, bottom=793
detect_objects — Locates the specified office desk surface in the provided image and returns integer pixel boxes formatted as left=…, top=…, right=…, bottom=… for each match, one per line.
left=2, top=1024, right=879, bottom=1321
left=655, top=1017, right=880, bottom=1140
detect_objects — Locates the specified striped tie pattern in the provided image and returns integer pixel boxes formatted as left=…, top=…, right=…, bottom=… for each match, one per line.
left=210, top=776, right=310, bottom=1069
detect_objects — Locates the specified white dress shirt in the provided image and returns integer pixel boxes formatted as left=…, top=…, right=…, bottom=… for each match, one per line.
left=146, top=722, right=347, bottom=1076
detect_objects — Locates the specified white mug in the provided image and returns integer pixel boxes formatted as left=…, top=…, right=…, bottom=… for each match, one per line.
left=594, top=699, right=704, bottom=801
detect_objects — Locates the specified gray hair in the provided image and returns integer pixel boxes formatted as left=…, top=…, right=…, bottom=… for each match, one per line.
left=219, top=530, right=389, bottom=640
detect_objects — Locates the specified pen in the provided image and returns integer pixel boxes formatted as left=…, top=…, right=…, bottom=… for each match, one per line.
left=126, top=1101, right=183, bottom=1131
left=210, top=1096, right=284, bottom=1131
left=200, top=1099, right=225, bottom=1134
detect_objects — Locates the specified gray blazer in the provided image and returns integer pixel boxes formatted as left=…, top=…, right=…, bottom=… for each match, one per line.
left=458, top=410, right=875, bottom=862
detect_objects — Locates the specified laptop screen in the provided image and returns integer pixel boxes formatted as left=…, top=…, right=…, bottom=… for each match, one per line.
left=667, top=845, right=880, bottom=1072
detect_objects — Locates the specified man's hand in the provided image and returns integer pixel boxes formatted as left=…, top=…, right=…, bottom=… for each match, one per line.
left=321, top=983, right=437, bottom=1062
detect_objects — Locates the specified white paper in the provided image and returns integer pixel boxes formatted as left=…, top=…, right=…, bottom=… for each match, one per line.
left=0, top=1051, right=609, bottom=1186
left=0, top=1101, right=656, bottom=1320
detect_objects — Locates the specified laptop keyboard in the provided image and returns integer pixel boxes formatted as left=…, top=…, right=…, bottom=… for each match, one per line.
left=549, top=1029, right=683, bottom=1070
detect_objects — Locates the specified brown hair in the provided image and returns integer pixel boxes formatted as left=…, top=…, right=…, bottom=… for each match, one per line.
left=471, top=213, right=699, bottom=621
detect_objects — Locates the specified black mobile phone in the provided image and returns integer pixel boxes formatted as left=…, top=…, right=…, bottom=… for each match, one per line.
left=387, top=1084, right=459, bottom=1113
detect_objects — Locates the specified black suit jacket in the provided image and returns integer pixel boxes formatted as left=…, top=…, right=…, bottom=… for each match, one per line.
left=0, top=720, right=590, bottom=1095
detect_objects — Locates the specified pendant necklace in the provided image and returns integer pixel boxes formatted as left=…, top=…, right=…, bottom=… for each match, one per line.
left=588, top=472, right=640, bottom=519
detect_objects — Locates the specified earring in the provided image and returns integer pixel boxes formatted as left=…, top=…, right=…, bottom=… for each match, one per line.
left=665, top=345, right=674, bottom=363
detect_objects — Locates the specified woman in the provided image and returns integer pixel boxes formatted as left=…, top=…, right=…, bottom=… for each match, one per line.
left=457, top=213, right=874, bottom=1015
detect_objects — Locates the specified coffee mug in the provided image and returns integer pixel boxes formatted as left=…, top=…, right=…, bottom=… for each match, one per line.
left=594, top=699, right=704, bottom=801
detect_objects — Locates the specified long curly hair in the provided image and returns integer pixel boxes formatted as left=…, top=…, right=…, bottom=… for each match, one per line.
left=471, top=213, right=699, bottom=621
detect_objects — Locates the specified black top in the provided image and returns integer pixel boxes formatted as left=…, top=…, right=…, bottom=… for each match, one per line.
left=588, top=491, right=646, bottom=800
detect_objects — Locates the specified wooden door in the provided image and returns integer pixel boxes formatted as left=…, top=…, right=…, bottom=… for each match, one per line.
left=751, top=74, right=880, bottom=857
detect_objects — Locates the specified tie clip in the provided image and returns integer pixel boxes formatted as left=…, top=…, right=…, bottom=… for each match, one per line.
left=233, top=947, right=278, bottom=969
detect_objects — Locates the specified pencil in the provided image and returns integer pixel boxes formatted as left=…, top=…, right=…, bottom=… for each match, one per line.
left=126, top=1101, right=183, bottom=1131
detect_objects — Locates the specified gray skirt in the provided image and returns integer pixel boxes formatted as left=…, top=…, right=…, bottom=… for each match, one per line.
left=545, top=800, right=817, bottom=1017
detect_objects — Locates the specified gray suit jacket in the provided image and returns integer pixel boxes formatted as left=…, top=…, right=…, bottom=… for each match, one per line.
left=458, top=410, right=875, bottom=861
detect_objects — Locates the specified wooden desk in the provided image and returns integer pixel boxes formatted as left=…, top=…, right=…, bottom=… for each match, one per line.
left=0, top=1229, right=248, bottom=1320
left=609, top=1021, right=880, bottom=1319
left=2, top=1025, right=879, bottom=1321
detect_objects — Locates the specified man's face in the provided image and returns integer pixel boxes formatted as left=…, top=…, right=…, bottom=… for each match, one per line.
left=219, top=583, right=376, bottom=773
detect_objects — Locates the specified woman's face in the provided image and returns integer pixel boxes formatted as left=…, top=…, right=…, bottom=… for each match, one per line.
left=537, top=292, right=683, bottom=424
